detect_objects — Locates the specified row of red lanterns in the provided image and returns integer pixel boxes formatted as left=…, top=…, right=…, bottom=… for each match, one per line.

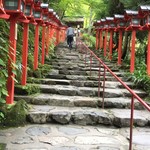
left=0, top=0, right=67, bottom=104
left=94, top=5, right=150, bottom=76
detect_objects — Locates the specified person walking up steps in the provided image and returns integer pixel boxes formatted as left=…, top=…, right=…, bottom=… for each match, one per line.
left=66, top=25, right=74, bottom=49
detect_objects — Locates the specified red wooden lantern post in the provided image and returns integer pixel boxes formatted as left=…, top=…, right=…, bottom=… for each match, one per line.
left=106, top=17, right=116, bottom=60
left=139, top=6, right=150, bottom=75
left=60, top=26, right=66, bottom=42
left=21, top=0, right=36, bottom=86
left=55, top=15, right=61, bottom=45
left=49, top=11, right=57, bottom=47
left=41, top=3, right=49, bottom=65
left=114, top=14, right=126, bottom=65
left=45, top=8, right=53, bottom=56
left=99, top=23, right=104, bottom=49
left=125, top=10, right=141, bottom=73
left=3, top=0, right=27, bottom=104
left=33, top=0, right=42, bottom=70
left=56, top=26, right=60, bottom=45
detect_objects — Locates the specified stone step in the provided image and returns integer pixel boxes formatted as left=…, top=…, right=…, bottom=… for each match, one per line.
left=47, top=69, right=123, bottom=77
left=46, top=73, right=124, bottom=82
left=14, top=94, right=145, bottom=110
left=27, top=105, right=150, bottom=127
left=27, top=78, right=136, bottom=89
left=50, top=61, right=118, bottom=71
left=26, top=84, right=147, bottom=98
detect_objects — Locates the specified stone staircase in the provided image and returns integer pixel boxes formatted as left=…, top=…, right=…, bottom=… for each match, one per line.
left=15, top=45, right=150, bottom=128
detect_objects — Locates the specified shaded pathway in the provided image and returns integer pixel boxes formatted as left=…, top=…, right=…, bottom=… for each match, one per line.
left=0, top=43, right=150, bottom=150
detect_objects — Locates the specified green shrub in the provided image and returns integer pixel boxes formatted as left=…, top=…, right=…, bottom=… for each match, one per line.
left=82, top=33, right=96, bottom=48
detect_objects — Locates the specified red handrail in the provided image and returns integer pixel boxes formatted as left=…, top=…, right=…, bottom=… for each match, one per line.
left=77, top=38, right=150, bottom=150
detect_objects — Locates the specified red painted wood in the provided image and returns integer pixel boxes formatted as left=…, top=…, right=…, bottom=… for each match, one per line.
left=104, top=31, right=108, bottom=57
left=109, top=30, right=113, bottom=60
left=21, top=23, right=29, bottom=85
left=41, top=26, right=46, bottom=65
left=99, top=30, right=103, bottom=49
left=147, top=30, right=150, bottom=75
left=95, top=29, right=99, bottom=50
left=130, top=30, right=136, bottom=73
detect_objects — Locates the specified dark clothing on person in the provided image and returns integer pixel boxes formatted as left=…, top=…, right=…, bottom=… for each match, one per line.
left=66, top=27, right=74, bottom=48
left=67, top=35, right=74, bottom=48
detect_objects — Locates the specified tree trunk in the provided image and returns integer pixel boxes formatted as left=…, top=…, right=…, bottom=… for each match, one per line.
left=122, top=32, right=131, bottom=60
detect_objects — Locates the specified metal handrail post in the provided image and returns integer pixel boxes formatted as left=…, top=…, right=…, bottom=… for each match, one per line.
left=90, top=52, right=92, bottom=76
left=98, top=62, right=101, bottom=97
left=129, top=95, right=135, bottom=150
left=102, top=67, right=106, bottom=109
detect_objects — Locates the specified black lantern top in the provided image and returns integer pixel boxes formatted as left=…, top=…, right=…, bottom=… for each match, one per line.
left=24, top=0, right=35, bottom=17
left=3, top=0, right=25, bottom=13
left=33, top=0, right=42, bottom=21
left=139, top=5, right=150, bottom=29
left=114, top=14, right=126, bottom=29
left=41, top=3, right=49, bottom=23
left=124, top=10, right=141, bottom=30
left=106, top=17, right=116, bottom=30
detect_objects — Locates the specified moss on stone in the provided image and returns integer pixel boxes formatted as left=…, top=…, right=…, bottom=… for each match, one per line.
left=2, top=100, right=29, bottom=127
left=15, top=84, right=40, bottom=95
left=0, top=143, right=6, bottom=150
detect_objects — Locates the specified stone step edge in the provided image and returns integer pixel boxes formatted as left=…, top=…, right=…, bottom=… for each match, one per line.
left=27, top=106, right=149, bottom=127
left=14, top=94, right=144, bottom=110
left=27, top=77, right=136, bottom=89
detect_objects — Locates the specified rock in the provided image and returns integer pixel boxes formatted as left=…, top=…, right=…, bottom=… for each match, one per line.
left=26, top=126, right=51, bottom=136
left=27, top=113, right=48, bottom=124
left=11, top=136, right=34, bottom=144
left=73, top=111, right=98, bottom=125
left=58, top=126, right=89, bottom=135
left=49, top=69, right=59, bottom=75
left=51, top=111, right=71, bottom=124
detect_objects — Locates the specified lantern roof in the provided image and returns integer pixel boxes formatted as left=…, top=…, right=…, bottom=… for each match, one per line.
left=101, top=18, right=106, bottom=22
left=124, top=10, right=139, bottom=20
left=125, top=10, right=138, bottom=15
left=106, top=17, right=114, bottom=21
left=139, top=5, right=150, bottom=11
left=139, top=5, right=150, bottom=16
left=49, top=9, right=54, bottom=12
left=41, top=3, right=48, bottom=9
left=114, top=14, right=124, bottom=19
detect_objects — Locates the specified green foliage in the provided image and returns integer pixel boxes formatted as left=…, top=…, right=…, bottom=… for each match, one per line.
left=0, top=20, right=9, bottom=103
left=106, top=0, right=125, bottom=16
left=126, top=62, right=150, bottom=96
left=0, top=112, right=5, bottom=124
left=15, top=84, right=40, bottom=95
left=32, top=63, right=51, bottom=78
left=82, top=33, right=96, bottom=48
